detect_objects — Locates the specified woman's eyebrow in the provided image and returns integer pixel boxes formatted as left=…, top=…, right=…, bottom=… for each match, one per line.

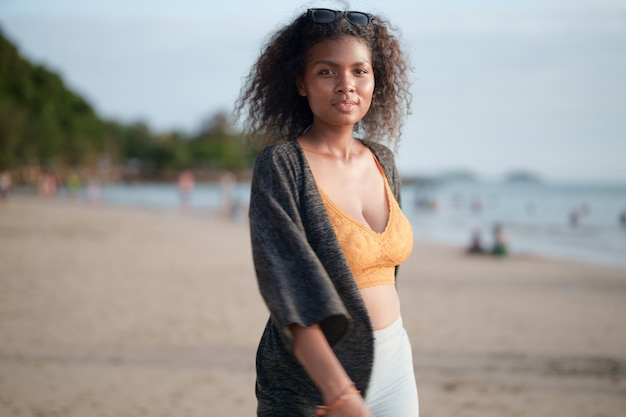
left=312, top=59, right=371, bottom=67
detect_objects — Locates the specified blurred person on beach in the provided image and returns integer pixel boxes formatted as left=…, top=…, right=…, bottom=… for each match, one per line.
left=86, top=175, right=101, bottom=202
left=219, top=171, right=237, bottom=217
left=470, top=195, right=482, bottom=214
left=491, top=223, right=509, bottom=257
left=569, top=207, right=581, bottom=227
left=177, top=169, right=195, bottom=209
left=466, top=229, right=485, bottom=255
left=0, top=170, right=11, bottom=204
left=66, top=171, right=82, bottom=198
left=38, top=172, right=57, bottom=197
left=235, top=6, right=417, bottom=417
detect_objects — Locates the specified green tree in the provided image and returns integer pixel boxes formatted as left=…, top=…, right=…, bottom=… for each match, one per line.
left=1, top=27, right=255, bottom=179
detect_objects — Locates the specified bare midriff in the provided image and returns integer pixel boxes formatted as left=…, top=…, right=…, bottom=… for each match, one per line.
left=360, top=284, right=401, bottom=330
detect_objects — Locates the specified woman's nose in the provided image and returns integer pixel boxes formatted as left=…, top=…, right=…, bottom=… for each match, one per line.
left=336, top=73, right=355, bottom=94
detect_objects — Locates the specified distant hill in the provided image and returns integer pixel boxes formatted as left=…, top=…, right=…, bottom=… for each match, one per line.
left=0, top=28, right=104, bottom=169
left=504, top=170, right=543, bottom=184
left=0, top=27, right=253, bottom=182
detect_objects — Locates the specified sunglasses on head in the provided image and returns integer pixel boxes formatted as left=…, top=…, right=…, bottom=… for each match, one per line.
left=307, top=8, right=374, bottom=26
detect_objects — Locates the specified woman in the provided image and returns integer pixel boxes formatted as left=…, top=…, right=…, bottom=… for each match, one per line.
left=235, top=7, right=416, bottom=417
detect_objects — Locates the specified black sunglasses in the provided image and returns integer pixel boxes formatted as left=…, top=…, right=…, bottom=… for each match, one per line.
left=307, top=8, right=374, bottom=26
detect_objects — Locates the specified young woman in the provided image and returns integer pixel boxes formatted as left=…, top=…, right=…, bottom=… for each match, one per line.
left=235, top=7, right=417, bottom=416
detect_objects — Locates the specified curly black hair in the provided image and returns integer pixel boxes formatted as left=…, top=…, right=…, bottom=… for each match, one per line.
left=233, top=9, right=412, bottom=150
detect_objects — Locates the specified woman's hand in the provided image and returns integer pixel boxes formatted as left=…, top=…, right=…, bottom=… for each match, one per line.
left=326, top=393, right=373, bottom=417
left=289, top=323, right=374, bottom=417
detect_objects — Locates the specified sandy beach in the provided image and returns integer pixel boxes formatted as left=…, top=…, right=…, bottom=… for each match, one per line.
left=1, top=195, right=625, bottom=417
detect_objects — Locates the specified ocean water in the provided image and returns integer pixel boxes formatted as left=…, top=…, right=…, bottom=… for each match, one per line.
left=403, top=181, right=626, bottom=270
left=96, top=181, right=626, bottom=270
left=98, top=182, right=250, bottom=213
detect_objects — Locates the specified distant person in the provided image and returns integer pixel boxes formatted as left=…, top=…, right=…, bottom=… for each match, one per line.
left=414, top=196, right=438, bottom=212
left=219, top=171, right=236, bottom=217
left=580, top=202, right=590, bottom=216
left=569, top=208, right=580, bottom=227
left=620, top=209, right=626, bottom=228
left=87, top=175, right=101, bottom=202
left=466, top=229, right=485, bottom=254
left=39, top=173, right=57, bottom=197
left=177, top=170, right=195, bottom=209
left=491, top=223, right=508, bottom=257
left=66, top=171, right=82, bottom=198
left=0, top=170, right=11, bottom=203
left=470, top=195, right=483, bottom=214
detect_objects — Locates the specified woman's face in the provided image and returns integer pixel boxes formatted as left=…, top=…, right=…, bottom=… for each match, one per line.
left=298, top=36, right=375, bottom=131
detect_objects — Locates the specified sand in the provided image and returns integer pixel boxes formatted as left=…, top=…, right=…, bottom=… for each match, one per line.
left=1, top=195, right=625, bottom=417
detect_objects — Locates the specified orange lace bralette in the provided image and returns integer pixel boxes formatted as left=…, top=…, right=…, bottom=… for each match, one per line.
left=318, top=157, right=413, bottom=289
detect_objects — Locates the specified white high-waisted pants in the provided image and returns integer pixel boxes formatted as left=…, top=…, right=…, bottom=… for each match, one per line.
left=365, top=316, right=419, bottom=417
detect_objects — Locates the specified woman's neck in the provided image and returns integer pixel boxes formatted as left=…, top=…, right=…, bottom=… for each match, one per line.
left=298, top=125, right=359, bottom=161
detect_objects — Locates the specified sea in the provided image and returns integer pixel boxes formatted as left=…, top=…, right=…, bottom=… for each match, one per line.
left=92, top=180, right=626, bottom=270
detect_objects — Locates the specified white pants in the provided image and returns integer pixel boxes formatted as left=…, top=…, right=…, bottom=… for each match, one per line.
left=366, top=316, right=419, bottom=417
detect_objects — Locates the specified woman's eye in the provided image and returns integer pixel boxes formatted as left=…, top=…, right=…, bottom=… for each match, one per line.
left=354, top=69, right=368, bottom=75
left=320, top=69, right=334, bottom=76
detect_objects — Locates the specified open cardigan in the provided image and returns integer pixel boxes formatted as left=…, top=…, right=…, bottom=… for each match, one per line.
left=249, top=139, right=403, bottom=416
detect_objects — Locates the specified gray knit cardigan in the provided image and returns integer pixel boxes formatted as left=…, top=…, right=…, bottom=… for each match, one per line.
left=249, top=139, right=402, bottom=416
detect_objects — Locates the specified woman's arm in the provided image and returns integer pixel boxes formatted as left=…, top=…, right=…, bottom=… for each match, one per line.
left=290, top=324, right=373, bottom=416
left=250, top=145, right=350, bottom=352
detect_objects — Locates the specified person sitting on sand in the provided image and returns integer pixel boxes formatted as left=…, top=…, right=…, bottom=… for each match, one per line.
left=491, top=223, right=509, bottom=257
left=466, top=229, right=485, bottom=254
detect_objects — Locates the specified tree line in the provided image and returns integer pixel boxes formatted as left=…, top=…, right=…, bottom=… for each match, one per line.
left=0, top=28, right=255, bottom=184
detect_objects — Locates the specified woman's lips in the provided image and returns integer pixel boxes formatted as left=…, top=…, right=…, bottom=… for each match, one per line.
left=334, top=100, right=357, bottom=112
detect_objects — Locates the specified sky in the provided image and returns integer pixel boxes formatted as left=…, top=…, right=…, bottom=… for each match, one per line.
left=1, top=0, right=625, bottom=184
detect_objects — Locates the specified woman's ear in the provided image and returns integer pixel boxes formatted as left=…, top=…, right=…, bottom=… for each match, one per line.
left=296, top=77, right=306, bottom=96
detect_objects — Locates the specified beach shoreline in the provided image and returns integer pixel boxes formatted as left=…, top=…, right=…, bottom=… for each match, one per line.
left=1, top=195, right=625, bottom=416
